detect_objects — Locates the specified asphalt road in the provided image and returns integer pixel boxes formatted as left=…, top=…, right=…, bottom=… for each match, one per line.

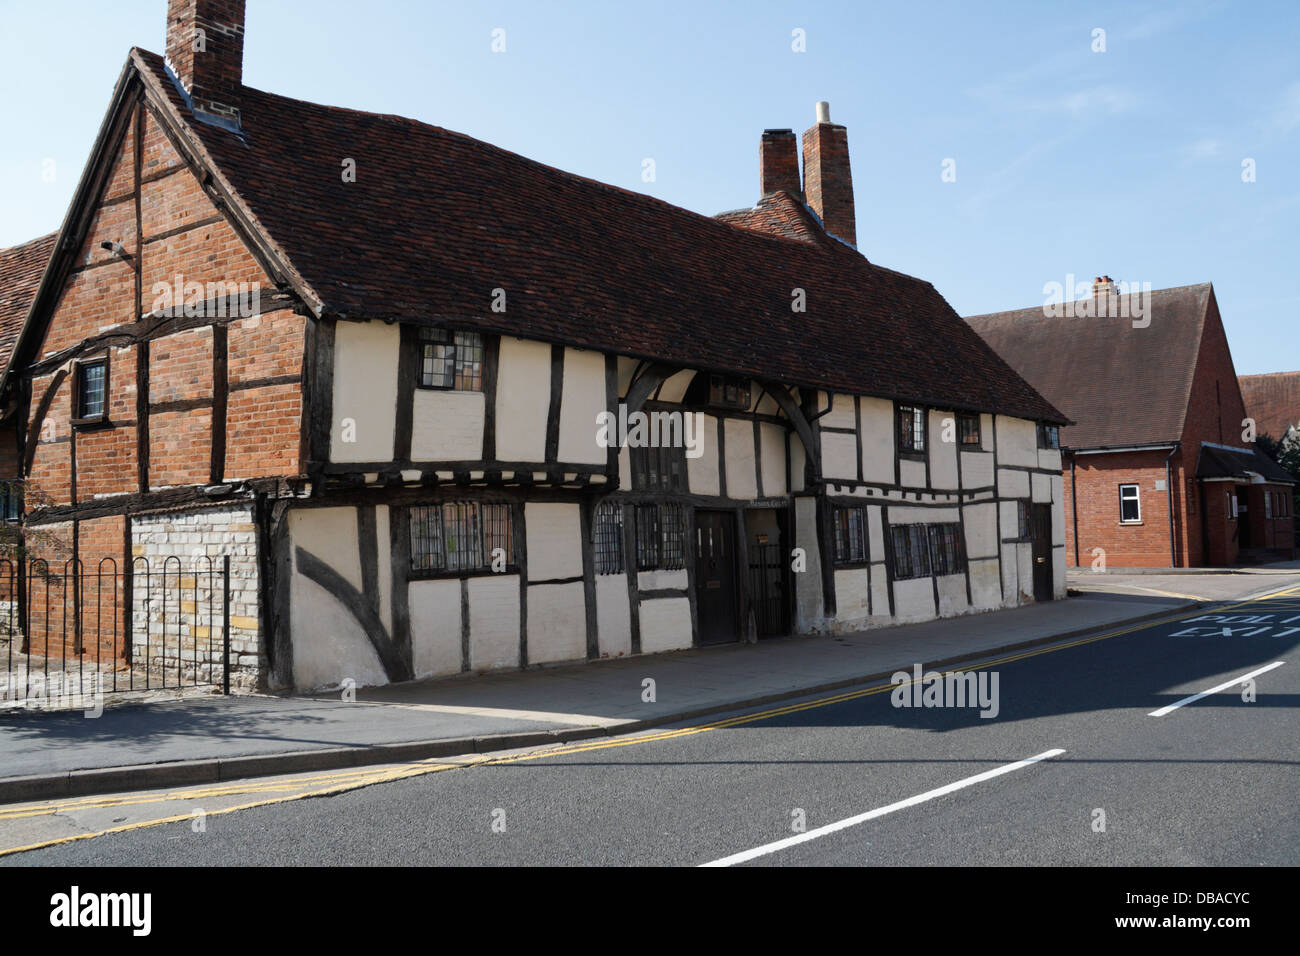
left=5, top=587, right=1298, bottom=866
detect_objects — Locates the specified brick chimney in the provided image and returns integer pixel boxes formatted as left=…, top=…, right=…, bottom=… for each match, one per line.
left=801, top=101, right=856, bottom=246
left=1092, top=274, right=1116, bottom=299
left=760, top=129, right=801, bottom=198
left=165, top=0, right=246, bottom=125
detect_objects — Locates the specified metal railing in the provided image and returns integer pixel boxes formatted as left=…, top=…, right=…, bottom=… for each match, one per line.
left=1, top=554, right=231, bottom=708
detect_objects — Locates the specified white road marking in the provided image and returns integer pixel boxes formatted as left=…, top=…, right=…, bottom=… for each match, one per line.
left=699, top=748, right=1066, bottom=867
left=1148, top=662, right=1286, bottom=717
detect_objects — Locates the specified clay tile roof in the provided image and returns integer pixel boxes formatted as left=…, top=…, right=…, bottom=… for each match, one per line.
left=130, top=49, right=1065, bottom=424
left=965, top=284, right=1213, bottom=449
left=1239, top=372, right=1300, bottom=440
left=1196, top=444, right=1297, bottom=484
left=0, top=232, right=58, bottom=375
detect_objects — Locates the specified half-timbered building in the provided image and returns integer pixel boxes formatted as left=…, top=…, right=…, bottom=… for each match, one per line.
left=6, top=0, right=1069, bottom=691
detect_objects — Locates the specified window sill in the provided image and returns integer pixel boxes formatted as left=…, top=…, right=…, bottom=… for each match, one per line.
left=1119, top=521, right=1143, bottom=526
left=70, top=417, right=110, bottom=430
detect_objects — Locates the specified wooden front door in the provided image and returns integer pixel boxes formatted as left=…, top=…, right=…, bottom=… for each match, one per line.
left=1031, top=504, right=1053, bottom=602
left=695, top=510, right=739, bottom=644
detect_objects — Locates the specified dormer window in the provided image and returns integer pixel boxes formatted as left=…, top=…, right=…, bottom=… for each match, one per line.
left=417, top=329, right=484, bottom=391
left=709, top=373, right=750, bottom=410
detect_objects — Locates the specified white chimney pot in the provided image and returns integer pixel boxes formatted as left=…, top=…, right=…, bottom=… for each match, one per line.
left=816, top=101, right=831, bottom=124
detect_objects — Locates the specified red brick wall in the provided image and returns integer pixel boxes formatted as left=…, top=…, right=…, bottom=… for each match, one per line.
left=1065, top=450, right=1183, bottom=568
left=24, top=106, right=305, bottom=509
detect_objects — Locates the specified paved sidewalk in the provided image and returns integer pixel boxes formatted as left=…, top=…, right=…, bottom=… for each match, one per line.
left=0, top=585, right=1245, bottom=803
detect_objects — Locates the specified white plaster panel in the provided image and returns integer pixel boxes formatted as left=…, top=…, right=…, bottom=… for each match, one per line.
left=867, top=505, right=885, bottom=561
left=937, top=574, right=968, bottom=616
left=687, top=413, right=720, bottom=496
left=724, top=418, right=759, bottom=499
left=409, top=578, right=463, bottom=679
left=331, top=320, right=399, bottom=463
left=1017, top=543, right=1034, bottom=603
left=290, top=507, right=361, bottom=592
left=859, top=397, right=895, bottom=484
left=656, top=369, right=696, bottom=403
left=375, top=505, right=392, bottom=633
left=999, top=501, right=1019, bottom=540
left=638, top=568, right=688, bottom=591
left=963, top=502, right=998, bottom=560
left=998, top=467, right=1031, bottom=499
left=638, top=596, right=692, bottom=653
left=1053, top=547, right=1068, bottom=599
left=790, top=435, right=806, bottom=493
left=893, top=577, right=936, bottom=622
left=291, top=575, right=387, bottom=690
left=1032, top=472, right=1052, bottom=503
left=1052, top=477, right=1066, bottom=544
left=1038, top=448, right=1063, bottom=472
left=760, top=422, right=787, bottom=497
left=526, top=581, right=585, bottom=664
left=871, top=570, right=891, bottom=618
left=558, top=348, right=608, bottom=465
left=821, top=393, right=858, bottom=430
left=834, top=567, right=872, bottom=624
left=899, top=458, right=927, bottom=487
left=961, top=451, right=994, bottom=489
left=525, top=502, right=582, bottom=581
left=929, top=410, right=960, bottom=490
left=1000, top=543, right=1020, bottom=603
left=794, top=496, right=823, bottom=625
left=411, top=390, right=485, bottom=461
left=755, top=391, right=779, bottom=416
left=821, top=430, right=858, bottom=481
left=969, top=558, right=1002, bottom=610
left=495, top=337, right=550, bottom=461
left=616, top=356, right=638, bottom=398
left=890, top=506, right=960, bottom=525
left=595, top=574, right=632, bottom=658
left=469, top=574, right=521, bottom=670
left=996, top=415, right=1038, bottom=467
left=618, top=443, right=632, bottom=491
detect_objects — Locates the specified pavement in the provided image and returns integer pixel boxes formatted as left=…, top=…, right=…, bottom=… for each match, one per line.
left=2, top=569, right=1297, bottom=805
left=4, top=578, right=1298, bottom=866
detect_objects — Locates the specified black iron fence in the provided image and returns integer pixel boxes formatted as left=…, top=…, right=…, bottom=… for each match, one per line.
left=0, top=554, right=231, bottom=708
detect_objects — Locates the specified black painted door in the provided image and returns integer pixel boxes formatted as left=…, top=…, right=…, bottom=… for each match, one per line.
left=695, top=510, right=739, bottom=644
left=1031, top=504, right=1053, bottom=602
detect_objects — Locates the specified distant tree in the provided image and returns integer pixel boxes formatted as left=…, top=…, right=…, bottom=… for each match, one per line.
left=1257, top=430, right=1300, bottom=515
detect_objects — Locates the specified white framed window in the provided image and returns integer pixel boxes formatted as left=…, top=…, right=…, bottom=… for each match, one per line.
left=1119, top=484, right=1141, bottom=523
left=1266, top=493, right=1273, bottom=519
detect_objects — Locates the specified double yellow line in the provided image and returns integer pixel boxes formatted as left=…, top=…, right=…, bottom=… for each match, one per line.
left=3, top=584, right=1297, bottom=858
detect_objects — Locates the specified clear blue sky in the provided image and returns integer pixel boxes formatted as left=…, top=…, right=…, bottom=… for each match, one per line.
left=1, top=0, right=1296, bottom=374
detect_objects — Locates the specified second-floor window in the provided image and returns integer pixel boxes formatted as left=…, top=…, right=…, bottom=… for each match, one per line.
left=74, top=358, right=107, bottom=422
left=1038, top=423, right=1060, bottom=449
left=958, top=412, right=981, bottom=447
left=418, top=329, right=484, bottom=391
left=898, top=405, right=926, bottom=455
left=631, top=444, right=686, bottom=492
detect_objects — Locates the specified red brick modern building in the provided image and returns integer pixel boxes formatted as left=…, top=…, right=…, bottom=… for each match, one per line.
left=968, top=280, right=1296, bottom=568
left=1240, top=371, right=1300, bottom=442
